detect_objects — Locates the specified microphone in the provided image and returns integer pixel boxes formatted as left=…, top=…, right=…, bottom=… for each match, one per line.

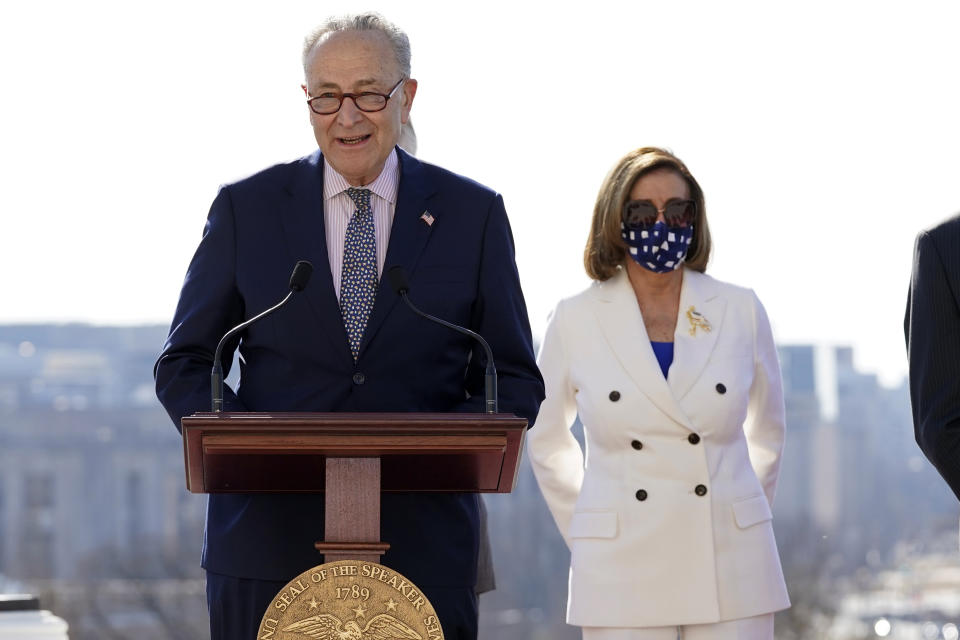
left=211, top=260, right=313, bottom=412
left=387, top=265, right=498, bottom=414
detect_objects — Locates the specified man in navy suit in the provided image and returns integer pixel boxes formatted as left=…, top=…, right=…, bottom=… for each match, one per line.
left=906, top=213, right=960, bottom=500
left=154, top=12, right=544, bottom=640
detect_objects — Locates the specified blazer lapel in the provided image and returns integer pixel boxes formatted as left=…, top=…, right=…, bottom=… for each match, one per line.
left=591, top=270, right=692, bottom=429
left=668, top=270, right=726, bottom=401
left=280, top=151, right=353, bottom=366
left=357, top=148, right=436, bottom=358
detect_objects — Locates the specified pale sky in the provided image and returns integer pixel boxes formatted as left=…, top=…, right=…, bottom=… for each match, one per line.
left=2, top=0, right=959, bottom=387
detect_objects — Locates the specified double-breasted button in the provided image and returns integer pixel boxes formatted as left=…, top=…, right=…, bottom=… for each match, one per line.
left=694, top=484, right=708, bottom=496
left=352, top=372, right=366, bottom=385
left=631, top=440, right=643, bottom=450
left=715, top=383, right=727, bottom=394
left=635, top=489, right=648, bottom=501
left=609, top=390, right=621, bottom=402
left=688, top=433, right=701, bottom=445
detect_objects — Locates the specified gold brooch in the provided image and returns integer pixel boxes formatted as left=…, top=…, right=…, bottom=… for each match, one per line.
left=687, top=306, right=712, bottom=336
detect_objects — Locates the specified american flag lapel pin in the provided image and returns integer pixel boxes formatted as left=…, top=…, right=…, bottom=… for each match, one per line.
left=420, top=211, right=435, bottom=227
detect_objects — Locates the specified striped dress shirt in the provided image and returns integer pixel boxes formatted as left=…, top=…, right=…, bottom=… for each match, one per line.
left=323, top=150, right=399, bottom=299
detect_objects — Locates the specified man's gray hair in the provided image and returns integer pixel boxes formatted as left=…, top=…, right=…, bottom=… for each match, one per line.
left=302, top=12, right=412, bottom=77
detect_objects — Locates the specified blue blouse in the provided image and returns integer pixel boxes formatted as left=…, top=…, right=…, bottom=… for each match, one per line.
left=650, top=341, right=674, bottom=379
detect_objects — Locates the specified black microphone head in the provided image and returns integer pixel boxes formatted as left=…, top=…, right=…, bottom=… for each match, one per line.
left=289, top=261, right=313, bottom=292
left=387, top=265, right=410, bottom=295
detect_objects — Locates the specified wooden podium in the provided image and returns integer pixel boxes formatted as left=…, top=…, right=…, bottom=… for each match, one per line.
left=181, top=412, right=527, bottom=563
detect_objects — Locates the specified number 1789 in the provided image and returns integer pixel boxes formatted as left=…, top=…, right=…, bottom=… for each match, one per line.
left=336, top=585, right=370, bottom=601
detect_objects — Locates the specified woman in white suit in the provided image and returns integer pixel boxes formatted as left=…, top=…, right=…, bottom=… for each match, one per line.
left=527, top=147, right=790, bottom=640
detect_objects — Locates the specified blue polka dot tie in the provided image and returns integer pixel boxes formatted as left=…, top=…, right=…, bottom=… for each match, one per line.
left=340, top=187, right=377, bottom=362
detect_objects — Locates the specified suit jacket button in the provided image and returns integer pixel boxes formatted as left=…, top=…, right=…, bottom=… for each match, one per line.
left=609, top=390, right=621, bottom=401
left=715, top=383, right=727, bottom=394
left=352, top=372, right=366, bottom=385
left=635, top=489, right=648, bottom=501
left=631, top=440, right=643, bottom=450
left=695, top=484, right=708, bottom=496
left=688, top=433, right=701, bottom=445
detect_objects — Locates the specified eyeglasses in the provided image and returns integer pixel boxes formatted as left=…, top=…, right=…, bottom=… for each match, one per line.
left=306, top=78, right=405, bottom=115
left=622, top=199, right=697, bottom=228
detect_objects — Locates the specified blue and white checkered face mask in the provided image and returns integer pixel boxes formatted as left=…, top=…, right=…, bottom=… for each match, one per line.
left=621, top=220, right=694, bottom=273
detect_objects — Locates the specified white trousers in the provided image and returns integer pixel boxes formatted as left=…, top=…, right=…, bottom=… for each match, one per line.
left=582, top=613, right=775, bottom=640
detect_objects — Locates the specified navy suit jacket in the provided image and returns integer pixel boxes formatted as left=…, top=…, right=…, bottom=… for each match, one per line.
left=905, top=212, right=960, bottom=501
left=155, top=147, right=544, bottom=585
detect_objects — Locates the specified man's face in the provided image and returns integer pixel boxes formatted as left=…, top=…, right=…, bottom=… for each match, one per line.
left=303, top=30, right=417, bottom=186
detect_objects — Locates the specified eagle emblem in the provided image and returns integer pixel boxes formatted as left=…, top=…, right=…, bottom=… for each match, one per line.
left=282, top=613, right=422, bottom=640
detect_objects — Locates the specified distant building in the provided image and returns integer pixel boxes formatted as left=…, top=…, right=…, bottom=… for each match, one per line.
left=0, top=326, right=204, bottom=581
left=772, top=344, right=952, bottom=570
left=776, top=346, right=820, bottom=521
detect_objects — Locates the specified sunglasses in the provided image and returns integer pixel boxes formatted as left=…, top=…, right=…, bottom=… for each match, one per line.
left=622, top=199, right=697, bottom=228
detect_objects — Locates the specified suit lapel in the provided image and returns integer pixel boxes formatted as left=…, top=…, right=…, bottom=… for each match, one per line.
left=668, top=270, right=726, bottom=401
left=592, top=270, right=692, bottom=428
left=357, top=148, right=436, bottom=358
left=280, top=151, right=354, bottom=366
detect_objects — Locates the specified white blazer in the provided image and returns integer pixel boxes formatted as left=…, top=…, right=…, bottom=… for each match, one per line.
left=527, top=268, right=790, bottom=628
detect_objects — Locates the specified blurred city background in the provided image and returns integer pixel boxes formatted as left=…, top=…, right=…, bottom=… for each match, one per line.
left=0, top=324, right=955, bottom=639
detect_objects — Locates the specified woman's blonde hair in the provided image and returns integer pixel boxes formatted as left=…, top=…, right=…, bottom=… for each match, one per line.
left=584, top=146, right=712, bottom=280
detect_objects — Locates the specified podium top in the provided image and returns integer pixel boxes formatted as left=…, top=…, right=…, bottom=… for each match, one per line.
left=184, top=410, right=525, bottom=426
left=182, top=412, right=527, bottom=494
